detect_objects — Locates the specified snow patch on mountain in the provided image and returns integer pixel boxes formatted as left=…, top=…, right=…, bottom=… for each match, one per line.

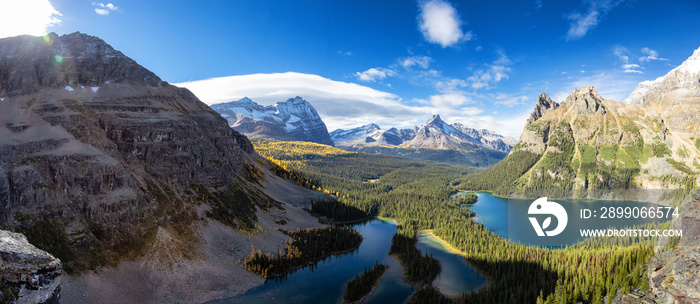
left=625, top=46, right=700, bottom=105
left=211, top=96, right=334, bottom=146
left=331, top=114, right=515, bottom=152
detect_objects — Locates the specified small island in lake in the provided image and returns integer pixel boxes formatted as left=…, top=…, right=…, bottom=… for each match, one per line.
left=454, top=193, right=478, bottom=205
left=343, top=262, right=388, bottom=303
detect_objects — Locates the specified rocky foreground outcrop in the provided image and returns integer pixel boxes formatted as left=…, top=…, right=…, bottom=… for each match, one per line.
left=648, top=192, right=700, bottom=304
left=0, top=230, right=62, bottom=304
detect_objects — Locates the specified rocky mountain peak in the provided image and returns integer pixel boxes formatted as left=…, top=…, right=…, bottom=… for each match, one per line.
left=364, top=123, right=381, bottom=132
left=237, top=96, right=254, bottom=104
left=678, top=46, right=700, bottom=75
left=625, top=46, right=700, bottom=105
left=211, top=96, right=335, bottom=146
left=571, top=86, right=602, bottom=100
left=0, top=31, right=263, bottom=282
left=425, top=114, right=445, bottom=126
left=285, top=96, right=307, bottom=103
left=276, top=96, right=317, bottom=120
left=228, top=97, right=264, bottom=112
left=526, top=92, right=559, bottom=124
left=565, top=86, right=606, bottom=116
left=0, top=31, right=162, bottom=97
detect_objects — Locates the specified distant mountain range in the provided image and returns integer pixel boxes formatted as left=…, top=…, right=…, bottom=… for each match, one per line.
left=211, top=98, right=515, bottom=167
left=331, top=114, right=516, bottom=152
left=211, top=96, right=335, bottom=146
left=330, top=115, right=514, bottom=167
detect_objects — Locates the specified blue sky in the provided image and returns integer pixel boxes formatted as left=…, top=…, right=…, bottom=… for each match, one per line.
left=2, top=0, right=700, bottom=136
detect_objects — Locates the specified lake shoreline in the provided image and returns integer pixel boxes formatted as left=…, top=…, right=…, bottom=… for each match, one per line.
left=416, top=230, right=491, bottom=298
left=417, top=230, right=467, bottom=258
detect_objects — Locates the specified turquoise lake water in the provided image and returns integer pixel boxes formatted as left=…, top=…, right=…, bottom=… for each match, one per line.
left=218, top=218, right=487, bottom=303
left=216, top=191, right=671, bottom=303
left=460, top=192, right=672, bottom=247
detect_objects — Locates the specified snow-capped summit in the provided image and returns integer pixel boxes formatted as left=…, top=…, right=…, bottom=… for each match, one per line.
left=330, top=123, right=403, bottom=146
left=211, top=97, right=334, bottom=146
left=331, top=115, right=514, bottom=152
left=623, top=45, right=700, bottom=133
left=625, top=46, right=700, bottom=105
left=678, top=47, right=700, bottom=75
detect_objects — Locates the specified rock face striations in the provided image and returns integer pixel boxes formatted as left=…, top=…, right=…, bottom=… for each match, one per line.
left=0, top=32, right=161, bottom=97
left=0, top=230, right=62, bottom=304
left=211, top=97, right=335, bottom=146
left=0, top=30, right=302, bottom=274
left=0, top=31, right=336, bottom=304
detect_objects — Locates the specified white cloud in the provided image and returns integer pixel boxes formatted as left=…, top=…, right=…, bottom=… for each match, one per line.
left=354, top=68, right=396, bottom=82
left=0, top=0, right=61, bottom=38
left=565, top=0, right=623, bottom=41
left=171, top=72, right=528, bottom=137
left=639, top=47, right=668, bottom=62
left=613, top=46, right=630, bottom=63
left=173, top=72, right=436, bottom=132
left=400, top=56, right=432, bottom=69
left=492, top=93, right=529, bottom=107
left=92, top=2, right=118, bottom=15
left=446, top=112, right=530, bottom=139
left=550, top=71, right=641, bottom=102
left=435, top=79, right=467, bottom=93
left=337, top=50, right=353, bottom=56
left=614, top=46, right=643, bottom=73
left=467, top=51, right=512, bottom=89
left=426, top=92, right=474, bottom=108
left=622, top=63, right=642, bottom=74
left=418, top=0, right=471, bottom=47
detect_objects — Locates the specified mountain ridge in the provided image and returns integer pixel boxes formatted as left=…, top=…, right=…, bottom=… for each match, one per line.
left=331, top=114, right=516, bottom=152
left=211, top=96, right=335, bottom=146
left=624, top=46, right=700, bottom=134
left=330, top=115, right=513, bottom=167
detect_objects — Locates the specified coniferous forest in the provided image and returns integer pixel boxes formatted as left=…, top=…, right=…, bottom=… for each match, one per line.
left=244, top=227, right=362, bottom=279
left=249, top=139, right=658, bottom=303
left=343, top=261, right=388, bottom=303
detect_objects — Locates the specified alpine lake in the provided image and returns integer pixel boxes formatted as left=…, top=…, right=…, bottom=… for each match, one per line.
left=219, top=192, right=672, bottom=303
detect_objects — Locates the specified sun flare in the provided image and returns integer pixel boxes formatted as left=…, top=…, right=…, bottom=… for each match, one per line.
left=0, top=0, right=61, bottom=39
